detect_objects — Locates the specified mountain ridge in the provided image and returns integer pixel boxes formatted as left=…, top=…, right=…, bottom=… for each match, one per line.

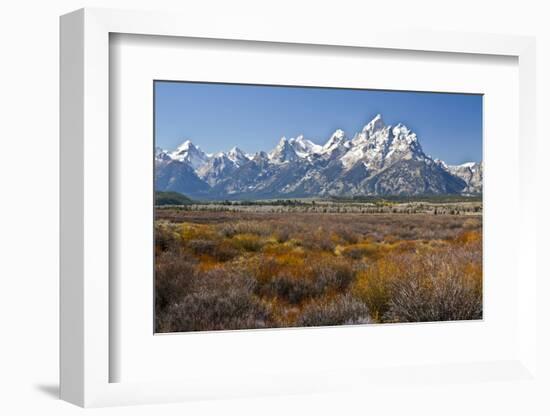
left=155, top=114, right=482, bottom=199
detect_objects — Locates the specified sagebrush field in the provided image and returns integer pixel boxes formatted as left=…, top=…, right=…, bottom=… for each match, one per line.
left=155, top=201, right=482, bottom=332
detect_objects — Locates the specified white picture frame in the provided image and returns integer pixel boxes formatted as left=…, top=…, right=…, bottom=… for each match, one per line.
left=60, top=7, right=538, bottom=408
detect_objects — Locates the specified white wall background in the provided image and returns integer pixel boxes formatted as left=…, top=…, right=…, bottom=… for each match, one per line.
left=0, top=0, right=548, bottom=414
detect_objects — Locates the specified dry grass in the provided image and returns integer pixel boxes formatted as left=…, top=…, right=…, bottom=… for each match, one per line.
left=155, top=209, right=482, bottom=332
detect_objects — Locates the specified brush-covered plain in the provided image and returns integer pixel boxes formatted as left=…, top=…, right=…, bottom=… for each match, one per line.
left=155, top=202, right=482, bottom=332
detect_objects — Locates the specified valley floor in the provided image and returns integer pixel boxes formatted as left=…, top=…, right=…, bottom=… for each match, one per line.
left=155, top=206, right=482, bottom=332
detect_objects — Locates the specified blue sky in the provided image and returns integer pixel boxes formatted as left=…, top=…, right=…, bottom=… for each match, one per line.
left=155, top=81, right=482, bottom=165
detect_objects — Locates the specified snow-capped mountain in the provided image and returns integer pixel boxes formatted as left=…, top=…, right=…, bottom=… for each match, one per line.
left=447, top=162, right=483, bottom=193
left=195, top=150, right=243, bottom=187
left=155, top=114, right=483, bottom=199
left=169, top=140, right=210, bottom=170
left=155, top=157, right=209, bottom=195
left=342, top=115, right=425, bottom=170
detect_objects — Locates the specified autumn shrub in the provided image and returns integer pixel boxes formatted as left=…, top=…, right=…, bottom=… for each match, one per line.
left=155, top=221, right=182, bottom=252
left=179, top=223, right=216, bottom=241
left=159, top=268, right=272, bottom=332
left=384, top=272, right=482, bottom=322
left=246, top=254, right=283, bottom=283
left=212, top=240, right=240, bottom=261
left=383, top=234, right=398, bottom=244
left=187, top=239, right=218, bottom=256
left=462, top=218, right=481, bottom=230
left=310, top=257, right=355, bottom=292
left=454, top=230, right=482, bottom=246
left=352, top=244, right=482, bottom=323
left=272, top=251, right=305, bottom=269
left=390, top=240, right=418, bottom=254
left=340, top=242, right=381, bottom=260
left=335, top=227, right=360, bottom=244
left=253, top=254, right=354, bottom=304
left=296, top=295, right=371, bottom=327
left=274, top=227, right=291, bottom=243
left=383, top=250, right=482, bottom=323
left=231, top=233, right=264, bottom=252
left=218, top=221, right=272, bottom=238
left=352, top=266, right=394, bottom=322
left=260, top=274, right=321, bottom=304
left=301, top=229, right=335, bottom=252
left=155, top=251, right=198, bottom=320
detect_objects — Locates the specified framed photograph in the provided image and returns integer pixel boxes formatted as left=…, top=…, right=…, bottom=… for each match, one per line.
left=60, top=8, right=538, bottom=408
left=153, top=81, right=483, bottom=333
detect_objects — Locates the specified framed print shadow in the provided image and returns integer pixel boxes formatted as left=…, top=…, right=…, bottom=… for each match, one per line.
left=153, top=81, right=483, bottom=333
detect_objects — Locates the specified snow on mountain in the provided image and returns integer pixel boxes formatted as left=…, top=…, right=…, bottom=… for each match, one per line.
left=321, top=129, right=350, bottom=157
left=252, top=150, right=270, bottom=163
left=225, top=146, right=249, bottom=166
left=288, top=135, right=323, bottom=157
left=451, top=161, right=477, bottom=170
left=169, top=140, right=210, bottom=169
left=155, top=147, right=172, bottom=162
left=384, top=123, right=424, bottom=163
left=434, top=158, right=448, bottom=170
left=447, top=162, right=483, bottom=193
left=341, top=115, right=427, bottom=171
left=344, top=114, right=391, bottom=168
left=268, top=137, right=300, bottom=163
left=154, top=158, right=209, bottom=195
left=155, top=115, right=482, bottom=198
left=195, top=146, right=251, bottom=186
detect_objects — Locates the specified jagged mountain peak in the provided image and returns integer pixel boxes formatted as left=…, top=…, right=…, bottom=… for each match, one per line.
left=228, top=145, right=245, bottom=155
left=269, top=136, right=299, bottom=163
left=155, top=147, right=172, bottom=162
left=362, top=113, right=385, bottom=134
left=277, top=136, right=289, bottom=145
left=226, top=146, right=250, bottom=166
left=289, top=135, right=323, bottom=157
left=330, top=128, right=346, bottom=139
left=343, top=117, right=425, bottom=170
left=324, top=129, right=346, bottom=147
left=352, top=115, right=391, bottom=147
left=252, top=150, right=269, bottom=163
left=169, top=139, right=210, bottom=169
left=386, top=123, right=423, bottom=160
left=172, top=139, right=204, bottom=155
left=392, top=123, right=418, bottom=143
left=176, top=139, right=193, bottom=150
left=321, top=129, right=350, bottom=157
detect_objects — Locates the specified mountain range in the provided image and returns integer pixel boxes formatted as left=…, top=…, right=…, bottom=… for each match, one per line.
left=155, top=114, right=482, bottom=200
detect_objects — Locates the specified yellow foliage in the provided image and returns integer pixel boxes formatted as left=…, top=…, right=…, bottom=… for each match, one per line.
left=455, top=230, right=482, bottom=245
left=352, top=260, right=399, bottom=321
left=179, top=222, right=216, bottom=241
left=231, top=233, right=264, bottom=252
